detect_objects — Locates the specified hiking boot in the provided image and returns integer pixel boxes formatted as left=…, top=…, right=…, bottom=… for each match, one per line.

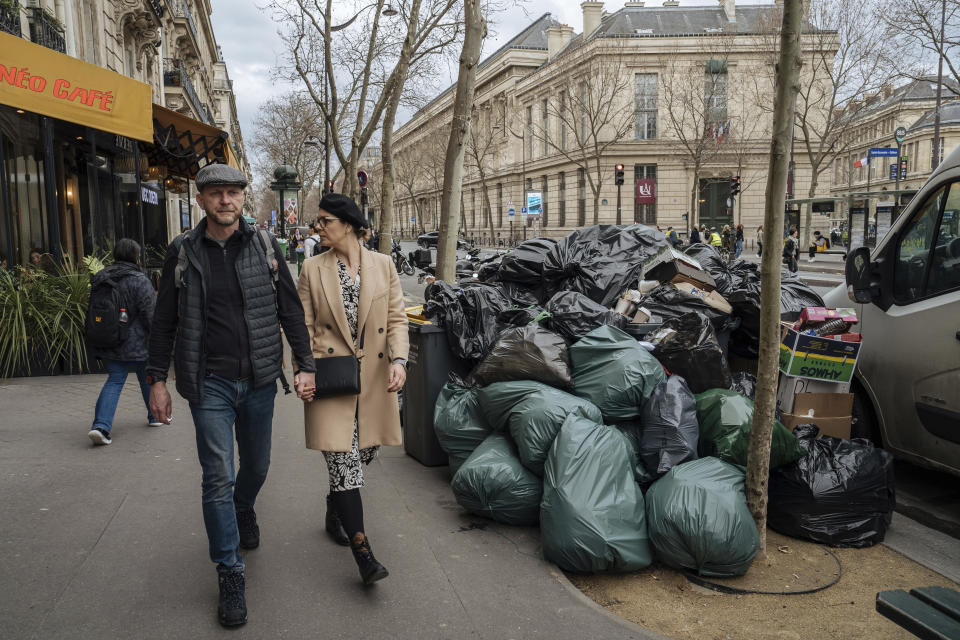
left=217, top=568, right=247, bottom=627
left=350, top=533, right=389, bottom=585
left=325, top=494, right=350, bottom=546
left=88, top=428, right=112, bottom=446
left=236, top=509, right=259, bottom=550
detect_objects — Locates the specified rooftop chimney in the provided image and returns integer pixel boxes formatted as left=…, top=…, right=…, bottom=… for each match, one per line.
left=662, top=0, right=680, bottom=6
left=624, top=1, right=645, bottom=6
left=719, top=0, right=735, bottom=21
left=581, top=1, right=604, bottom=37
left=546, top=24, right=575, bottom=59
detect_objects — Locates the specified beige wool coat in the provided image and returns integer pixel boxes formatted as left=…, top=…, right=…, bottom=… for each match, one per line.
left=297, top=247, right=409, bottom=452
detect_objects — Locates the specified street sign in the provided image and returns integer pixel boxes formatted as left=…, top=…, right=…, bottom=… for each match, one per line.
left=271, top=209, right=276, bottom=225
left=410, top=216, right=415, bottom=222
left=357, top=170, right=368, bottom=187
left=521, top=206, right=527, bottom=215
left=870, top=147, right=898, bottom=157
left=507, top=208, right=515, bottom=217
left=890, top=165, right=898, bottom=180
left=895, top=126, right=907, bottom=144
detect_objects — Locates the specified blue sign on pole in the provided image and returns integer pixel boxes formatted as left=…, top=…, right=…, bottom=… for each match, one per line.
left=271, top=209, right=277, bottom=224
left=870, top=147, right=898, bottom=157
left=410, top=216, right=416, bottom=222
left=521, top=206, right=527, bottom=215
left=507, top=207, right=515, bottom=217
left=889, top=165, right=897, bottom=180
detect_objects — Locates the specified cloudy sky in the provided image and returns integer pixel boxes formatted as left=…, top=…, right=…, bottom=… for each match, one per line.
left=207, top=0, right=743, bottom=169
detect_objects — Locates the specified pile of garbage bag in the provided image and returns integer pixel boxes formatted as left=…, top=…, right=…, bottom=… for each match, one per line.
left=636, top=376, right=700, bottom=480
left=470, top=324, right=572, bottom=390
left=768, top=424, right=896, bottom=547
left=424, top=281, right=511, bottom=361
left=649, top=312, right=731, bottom=393
left=543, top=291, right=627, bottom=342
left=433, top=379, right=492, bottom=475
left=497, top=238, right=556, bottom=302
left=451, top=433, right=542, bottom=526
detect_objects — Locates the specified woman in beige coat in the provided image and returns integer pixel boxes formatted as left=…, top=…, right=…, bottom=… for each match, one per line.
left=297, top=193, right=408, bottom=585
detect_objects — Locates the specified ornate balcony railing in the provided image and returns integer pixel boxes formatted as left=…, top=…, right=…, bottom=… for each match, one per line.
left=1, top=1, right=22, bottom=38
left=163, top=58, right=216, bottom=126
left=29, top=7, right=65, bottom=53
left=174, top=2, right=199, bottom=48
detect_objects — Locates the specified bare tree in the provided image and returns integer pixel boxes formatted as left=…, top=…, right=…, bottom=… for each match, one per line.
left=436, top=0, right=486, bottom=281
left=465, top=103, right=499, bottom=242
left=877, top=0, right=960, bottom=94
left=520, top=40, right=633, bottom=225
left=659, top=46, right=730, bottom=231
left=746, top=0, right=804, bottom=558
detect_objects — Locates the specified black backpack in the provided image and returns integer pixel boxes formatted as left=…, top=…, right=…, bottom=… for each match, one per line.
left=85, top=274, right=129, bottom=348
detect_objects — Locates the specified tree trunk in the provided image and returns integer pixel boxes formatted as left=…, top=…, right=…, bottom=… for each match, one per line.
left=745, top=0, right=804, bottom=557
left=689, top=164, right=700, bottom=230
left=801, top=170, right=820, bottom=250
left=436, top=0, right=486, bottom=281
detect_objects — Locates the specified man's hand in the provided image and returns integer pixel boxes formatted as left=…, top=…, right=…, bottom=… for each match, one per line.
left=295, top=372, right=315, bottom=402
left=387, top=363, right=406, bottom=393
left=149, top=382, right=173, bottom=424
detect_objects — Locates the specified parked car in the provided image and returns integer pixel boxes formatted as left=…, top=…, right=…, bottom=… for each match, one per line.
left=825, top=142, right=960, bottom=477
left=417, top=231, right=469, bottom=250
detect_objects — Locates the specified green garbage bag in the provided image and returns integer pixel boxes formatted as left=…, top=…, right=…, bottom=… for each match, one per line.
left=695, top=389, right=805, bottom=469
left=541, top=414, right=652, bottom=573
left=613, top=421, right=657, bottom=487
left=645, top=457, right=759, bottom=577
left=434, top=381, right=492, bottom=475
left=451, top=433, right=542, bottom=526
left=569, top=325, right=666, bottom=421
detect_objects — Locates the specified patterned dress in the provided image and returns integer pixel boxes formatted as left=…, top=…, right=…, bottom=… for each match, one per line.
left=322, top=259, right=379, bottom=492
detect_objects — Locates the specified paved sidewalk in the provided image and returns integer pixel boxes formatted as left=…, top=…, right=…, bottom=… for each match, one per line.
left=0, top=373, right=657, bottom=640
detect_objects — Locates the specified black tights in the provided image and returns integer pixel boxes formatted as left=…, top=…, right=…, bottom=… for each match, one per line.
left=330, top=488, right=364, bottom=539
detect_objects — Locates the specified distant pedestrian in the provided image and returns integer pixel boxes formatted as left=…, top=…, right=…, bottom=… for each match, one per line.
left=689, top=225, right=701, bottom=245
left=808, top=230, right=826, bottom=262
left=87, top=239, right=158, bottom=446
left=721, top=224, right=732, bottom=252
left=667, top=226, right=681, bottom=249
left=304, top=223, right=322, bottom=258
left=298, top=193, right=408, bottom=586
left=757, top=225, right=764, bottom=257
left=784, top=228, right=799, bottom=272
left=147, top=164, right=316, bottom=627
left=709, top=227, right=723, bottom=248
left=735, top=224, right=744, bottom=258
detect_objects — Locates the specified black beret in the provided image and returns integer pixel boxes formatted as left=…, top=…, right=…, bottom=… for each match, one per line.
left=319, top=193, right=366, bottom=229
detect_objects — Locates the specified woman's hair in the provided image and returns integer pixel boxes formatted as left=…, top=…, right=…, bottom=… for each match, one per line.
left=113, top=238, right=141, bottom=264
left=355, top=226, right=371, bottom=242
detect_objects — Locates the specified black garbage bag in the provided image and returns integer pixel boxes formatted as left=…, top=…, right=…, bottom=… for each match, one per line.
left=543, top=291, right=628, bottom=343
left=543, top=224, right=669, bottom=307
left=498, top=238, right=557, bottom=284
left=424, top=280, right=512, bottom=362
left=469, top=324, right=572, bottom=390
left=640, top=285, right=730, bottom=329
left=684, top=243, right=734, bottom=295
left=695, top=389, right=805, bottom=468
left=477, top=256, right=504, bottom=282
left=433, top=379, right=492, bottom=475
left=728, top=372, right=757, bottom=400
left=504, top=385, right=603, bottom=476
left=649, top=312, right=732, bottom=394
left=780, top=278, right=825, bottom=321
left=495, top=306, right=546, bottom=333
left=769, top=424, right=896, bottom=548
left=646, top=457, right=759, bottom=577
left=451, top=433, right=542, bottom=526
left=498, top=280, right=543, bottom=307
left=637, top=376, right=699, bottom=479
left=541, top=414, right=653, bottom=572
left=570, top=325, right=666, bottom=421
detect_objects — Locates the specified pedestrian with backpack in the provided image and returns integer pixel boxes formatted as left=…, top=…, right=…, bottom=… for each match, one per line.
left=146, top=164, right=316, bottom=628
left=86, top=238, right=158, bottom=446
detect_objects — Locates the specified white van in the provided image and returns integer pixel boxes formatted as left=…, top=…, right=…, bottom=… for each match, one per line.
left=825, top=143, right=960, bottom=476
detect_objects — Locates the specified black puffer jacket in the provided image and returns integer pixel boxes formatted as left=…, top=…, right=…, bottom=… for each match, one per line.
left=91, top=261, right=156, bottom=362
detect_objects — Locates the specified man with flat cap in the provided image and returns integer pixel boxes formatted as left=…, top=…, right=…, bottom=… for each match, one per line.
left=147, top=163, right=316, bottom=627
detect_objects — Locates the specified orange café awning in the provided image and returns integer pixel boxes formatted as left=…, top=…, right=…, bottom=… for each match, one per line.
left=146, top=104, right=238, bottom=178
left=0, top=31, right=153, bottom=142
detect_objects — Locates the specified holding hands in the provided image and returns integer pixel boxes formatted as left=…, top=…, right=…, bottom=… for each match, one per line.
left=295, top=372, right=316, bottom=402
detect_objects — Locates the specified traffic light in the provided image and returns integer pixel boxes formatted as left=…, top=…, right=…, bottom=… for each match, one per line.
left=615, top=163, right=625, bottom=186
left=327, top=179, right=334, bottom=193
left=730, top=175, right=741, bottom=197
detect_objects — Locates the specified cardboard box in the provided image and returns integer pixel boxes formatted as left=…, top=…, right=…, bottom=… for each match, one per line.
left=777, top=373, right=851, bottom=413
left=780, top=392, right=854, bottom=439
left=798, top=306, right=858, bottom=327
left=631, top=306, right=652, bottom=324
left=647, top=260, right=717, bottom=291
left=672, top=282, right=732, bottom=314
left=779, top=325, right=861, bottom=383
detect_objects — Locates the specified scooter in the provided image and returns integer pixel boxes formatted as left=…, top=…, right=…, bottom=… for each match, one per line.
left=391, top=240, right=415, bottom=276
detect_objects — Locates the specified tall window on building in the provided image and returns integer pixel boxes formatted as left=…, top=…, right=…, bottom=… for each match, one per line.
left=633, top=164, right=657, bottom=225
left=704, top=60, right=728, bottom=125
left=634, top=73, right=657, bottom=140
left=577, top=168, right=586, bottom=226
left=558, top=172, right=566, bottom=227
left=526, top=105, right=533, bottom=160
left=560, top=91, right=567, bottom=150
left=541, top=99, right=549, bottom=156
left=541, top=175, right=549, bottom=228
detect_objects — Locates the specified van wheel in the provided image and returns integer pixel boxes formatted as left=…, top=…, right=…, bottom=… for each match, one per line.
left=851, top=385, right=882, bottom=446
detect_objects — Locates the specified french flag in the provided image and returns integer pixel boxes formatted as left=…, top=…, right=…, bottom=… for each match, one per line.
left=853, top=156, right=869, bottom=168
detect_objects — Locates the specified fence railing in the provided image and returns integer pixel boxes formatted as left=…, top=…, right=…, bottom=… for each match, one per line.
left=0, top=1, right=22, bottom=38
left=163, top=58, right=216, bottom=126
left=29, top=7, right=65, bottom=53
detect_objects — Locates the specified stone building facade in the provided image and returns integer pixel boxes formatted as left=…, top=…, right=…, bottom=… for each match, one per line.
left=390, top=1, right=836, bottom=245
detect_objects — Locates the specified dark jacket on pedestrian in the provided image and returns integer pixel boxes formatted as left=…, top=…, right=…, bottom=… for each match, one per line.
left=147, top=218, right=315, bottom=403
left=91, top=261, right=156, bottom=362
left=690, top=227, right=701, bottom=245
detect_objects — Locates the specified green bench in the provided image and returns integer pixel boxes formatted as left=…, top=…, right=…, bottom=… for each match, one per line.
left=876, top=586, right=960, bottom=639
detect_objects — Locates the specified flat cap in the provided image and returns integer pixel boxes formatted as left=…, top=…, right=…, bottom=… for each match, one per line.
left=195, top=163, right=248, bottom=190
left=319, top=193, right=366, bottom=229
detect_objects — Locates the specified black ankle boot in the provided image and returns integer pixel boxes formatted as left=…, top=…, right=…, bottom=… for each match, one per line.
left=217, top=568, right=247, bottom=627
left=236, top=508, right=259, bottom=550
left=325, top=494, right=350, bottom=546
left=350, top=533, right=389, bottom=585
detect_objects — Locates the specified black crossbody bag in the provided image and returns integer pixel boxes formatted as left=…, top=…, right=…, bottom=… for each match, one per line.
left=313, top=326, right=365, bottom=398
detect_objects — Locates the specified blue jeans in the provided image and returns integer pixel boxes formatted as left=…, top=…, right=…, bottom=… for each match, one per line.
left=189, top=374, right=277, bottom=570
left=735, top=239, right=743, bottom=258
left=92, top=360, right=154, bottom=432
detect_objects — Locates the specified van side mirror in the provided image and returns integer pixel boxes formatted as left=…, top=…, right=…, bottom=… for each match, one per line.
left=845, top=246, right=874, bottom=303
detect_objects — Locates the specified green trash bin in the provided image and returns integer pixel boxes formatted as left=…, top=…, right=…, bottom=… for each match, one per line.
left=276, top=238, right=288, bottom=263
left=402, top=322, right=472, bottom=466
